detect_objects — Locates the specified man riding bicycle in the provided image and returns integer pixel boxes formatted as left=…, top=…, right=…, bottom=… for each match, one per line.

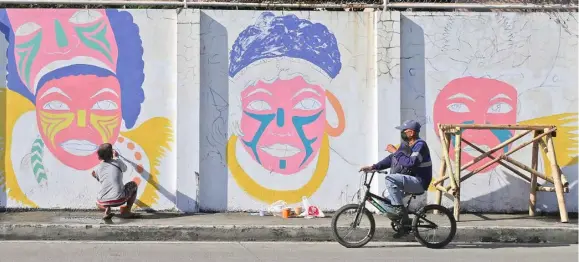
left=360, top=119, right=432, bottom=237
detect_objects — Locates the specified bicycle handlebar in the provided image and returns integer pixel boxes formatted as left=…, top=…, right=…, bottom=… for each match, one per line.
left=360, top=170, right=388, bottom=174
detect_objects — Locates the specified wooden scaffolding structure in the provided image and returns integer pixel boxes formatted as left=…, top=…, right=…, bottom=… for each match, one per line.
left=432, top=124, right=570, bottom=223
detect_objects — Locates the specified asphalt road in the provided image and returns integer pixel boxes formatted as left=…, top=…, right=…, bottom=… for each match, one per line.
left=0, top=241, right=576, bottom=262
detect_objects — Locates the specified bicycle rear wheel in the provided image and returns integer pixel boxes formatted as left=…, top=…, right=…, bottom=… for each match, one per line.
left=412, top=204, right=456, bottom=249
left=331, top=203, right=375, bottom=248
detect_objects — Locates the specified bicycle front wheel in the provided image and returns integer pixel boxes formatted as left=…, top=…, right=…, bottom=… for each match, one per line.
left=412, top=204, right=457, bottom=249
left=331, top=203, right=375, bottom=248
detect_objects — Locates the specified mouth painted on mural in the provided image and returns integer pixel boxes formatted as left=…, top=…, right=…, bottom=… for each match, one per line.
left=260, top=143, right=302, bottom=157
left=60, top=139, right=98, bottom=156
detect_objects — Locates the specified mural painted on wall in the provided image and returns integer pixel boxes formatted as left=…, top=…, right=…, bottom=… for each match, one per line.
left=432, top=77, right=577, bottom=176
left=418, top=13, right=579, bottom=193
left=0, top=9, right=172, bottom=208
left=227, top=12, right=346, bottom=204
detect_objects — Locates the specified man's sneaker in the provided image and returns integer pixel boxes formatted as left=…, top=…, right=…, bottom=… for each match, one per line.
left=383, top=205, right=411, bottom=239
left=392, top=218, right=412, bottom=239
left=383, top=204, right=406, bottom=221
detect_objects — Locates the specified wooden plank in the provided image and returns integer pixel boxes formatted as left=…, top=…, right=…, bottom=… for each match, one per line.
left=439, top=124, right=554, bottom=131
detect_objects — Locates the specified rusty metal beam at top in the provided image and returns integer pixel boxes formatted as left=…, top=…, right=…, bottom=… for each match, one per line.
left=439, top=124, right=556, bottom=131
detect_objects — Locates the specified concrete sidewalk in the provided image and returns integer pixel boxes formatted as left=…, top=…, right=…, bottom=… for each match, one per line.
left=0, top=211, right=576, bottom=243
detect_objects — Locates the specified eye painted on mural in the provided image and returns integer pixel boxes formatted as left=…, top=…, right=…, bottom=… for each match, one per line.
left=246, top=100, right=272, bottom=111
left=14, top=22, right=42, bottom=37
left=42, top=100, right=70, bottom=111
left=293, top=98, right=322, bottom=111
left=447, top=102, right=470, bottom=113
left=488, top=102, right=513, bottom=114
left=68, top=10, right=103, bottom=24
left=91, top=100, right=118, bottom=111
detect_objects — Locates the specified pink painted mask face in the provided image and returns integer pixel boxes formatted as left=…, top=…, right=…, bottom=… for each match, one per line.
left=240, top=76, right=326, bottom=175
left=35, top=75, right=122, bottom=170
left=433, top=77, right=518, bottom=172
left=6, top=9, right=118, bottom=92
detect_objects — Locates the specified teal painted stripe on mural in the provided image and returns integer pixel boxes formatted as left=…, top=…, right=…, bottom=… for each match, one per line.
left=31, top=138, right=47, bottom=183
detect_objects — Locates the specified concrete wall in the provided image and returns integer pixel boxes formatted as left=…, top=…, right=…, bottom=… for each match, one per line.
left=0, top=9, right=576, bottom=213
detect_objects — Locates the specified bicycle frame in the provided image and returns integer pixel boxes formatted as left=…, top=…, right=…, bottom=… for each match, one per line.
left=353, top=170, right=438, bottom=230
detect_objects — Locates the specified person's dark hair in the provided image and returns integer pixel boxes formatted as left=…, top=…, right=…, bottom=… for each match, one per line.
left=97, top=143, right=114, bottom=162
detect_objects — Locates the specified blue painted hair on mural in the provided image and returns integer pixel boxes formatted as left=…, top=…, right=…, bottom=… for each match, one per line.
left=36, top=64, right=116, bottom=91
left=0, top=9, right=145, bottom=129
left=229, top=12, right=342, bottom=79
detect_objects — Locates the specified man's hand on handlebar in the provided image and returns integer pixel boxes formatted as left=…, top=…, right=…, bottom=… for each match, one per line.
left=359, top=166, right=374, bottom=172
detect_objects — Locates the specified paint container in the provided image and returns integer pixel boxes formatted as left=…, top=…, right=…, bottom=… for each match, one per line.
left=259, top=210, right=265, bottom=217
left=281, top=208, right=291, bottom=218
left=120, top=206, right=130, bottom=214
left=294, top=206, right=302, bottom=216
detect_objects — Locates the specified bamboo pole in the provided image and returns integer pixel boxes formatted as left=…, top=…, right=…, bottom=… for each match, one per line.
left=433, top=129, right=450, bottom=214
left=460, top=130, right=532, bottom=172
left=543, top=128, right=568, bottom=223
left=529, top=130, right=540, bottom=217
left=444, top=129, right=535, bottom=190
left=537, top=139, right=569, bottom=186
left=432, top=174, right=449, bottom=186
left=453, top=128, right=462, bottom=221
left=439, top=124, right=554, bottom=131
left=438, top=125, right=456, bottom=192
left=462, top=139, right=533, bottom=184
left=500, top=155, right=552, bottom=182
left=442, top=124, right=554, bottom=131
left=537, top=186, right=570, bottom=193
left=434, top=128, right=538, bottom=185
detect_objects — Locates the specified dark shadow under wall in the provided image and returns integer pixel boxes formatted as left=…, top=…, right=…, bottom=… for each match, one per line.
left=198, top=11, right=230, bottom=212
left=400, top=15, right=427, bottom=140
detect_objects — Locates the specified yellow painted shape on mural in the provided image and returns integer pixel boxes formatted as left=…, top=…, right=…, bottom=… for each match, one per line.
left=0, top=88, right=38, bottom=207
left=518, top=112, right=578, bottom=179
left=121, top=117, right=173, bottom=208
left=227, top=134, right=330, bottom=205
left=90, top=113, right=120, bottom=144
left=38, top=111, right=74, bottom=147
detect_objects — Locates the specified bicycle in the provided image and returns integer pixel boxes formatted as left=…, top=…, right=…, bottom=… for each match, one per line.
left=331, top=170, right=457, bottom=249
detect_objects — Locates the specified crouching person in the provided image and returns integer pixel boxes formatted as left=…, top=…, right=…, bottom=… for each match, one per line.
left=91, top=143, right=138, bottom=220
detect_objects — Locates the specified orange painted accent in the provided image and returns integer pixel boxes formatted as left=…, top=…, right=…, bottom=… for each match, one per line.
left=132, top=176, right=142, bottom=185
left=134, top=152, right=142, bottom=160
left=325, top=90, right=345, bottom=137
left=118, top=137, right=125, bottom=143
left=127, top=142, right=135, bottom=150
left=136, top=164, right=144, bottom=173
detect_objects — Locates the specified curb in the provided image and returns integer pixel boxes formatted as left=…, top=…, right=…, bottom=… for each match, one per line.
left=0, top=224, right=577, bottom=243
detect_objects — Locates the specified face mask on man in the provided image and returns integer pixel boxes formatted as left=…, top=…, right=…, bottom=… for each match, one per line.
left=401, top=131, right=410, bottom=142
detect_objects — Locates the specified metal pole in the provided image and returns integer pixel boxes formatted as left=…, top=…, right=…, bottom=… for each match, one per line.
left=386, top=2, right=578, bottom=10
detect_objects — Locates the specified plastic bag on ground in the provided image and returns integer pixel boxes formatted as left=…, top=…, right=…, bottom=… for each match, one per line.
left=300, top=196, right=325, bottom=218
left=268, top=200, right=287, bottom=216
